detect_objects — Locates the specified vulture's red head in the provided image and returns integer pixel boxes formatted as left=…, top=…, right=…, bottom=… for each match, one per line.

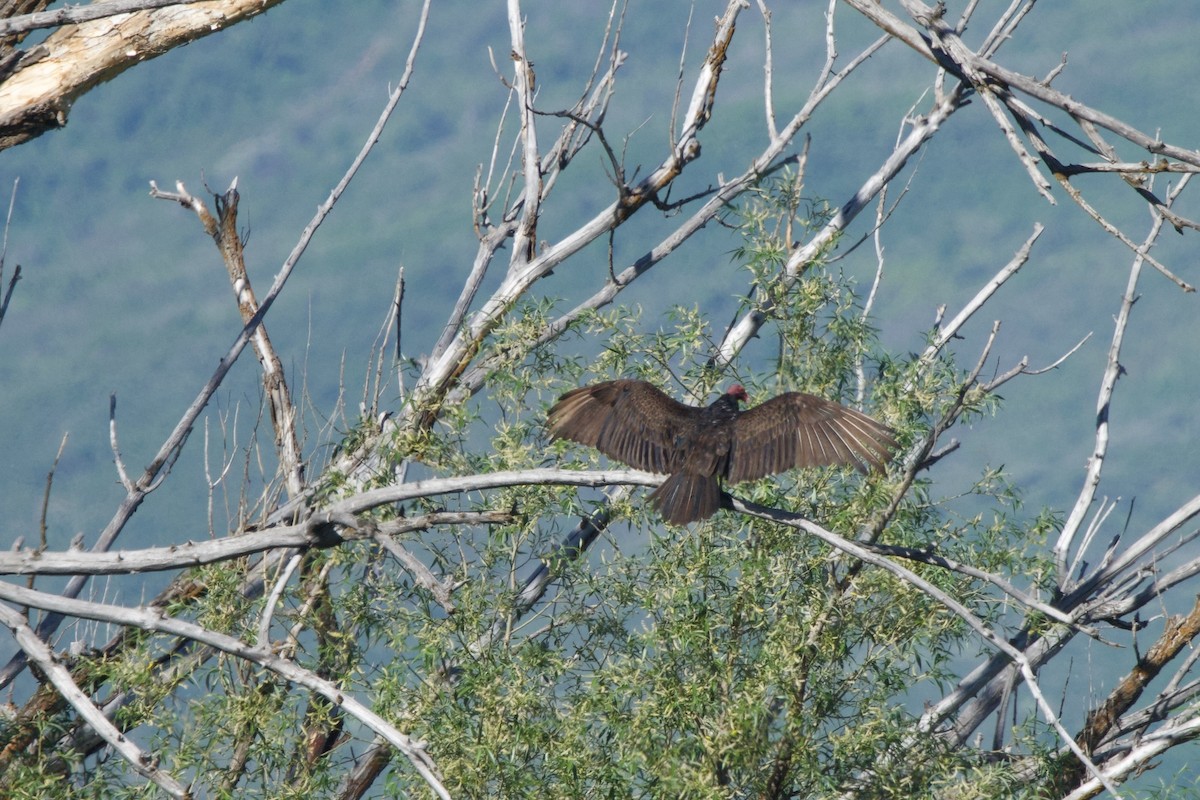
left=726, top=384, right=748, bottom=404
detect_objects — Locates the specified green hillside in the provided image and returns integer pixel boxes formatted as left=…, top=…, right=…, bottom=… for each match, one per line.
left=3, top=1, right=1195, bottom=545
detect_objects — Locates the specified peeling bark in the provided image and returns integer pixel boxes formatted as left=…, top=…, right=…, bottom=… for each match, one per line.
left=0, top=0, right=288, bottom=149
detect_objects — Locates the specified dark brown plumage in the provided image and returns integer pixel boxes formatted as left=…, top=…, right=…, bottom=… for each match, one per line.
left=546, top=379, right=897, bottom=525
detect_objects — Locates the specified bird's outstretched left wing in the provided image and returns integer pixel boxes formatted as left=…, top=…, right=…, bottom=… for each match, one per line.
left=726, top=392, right=896, bottom=484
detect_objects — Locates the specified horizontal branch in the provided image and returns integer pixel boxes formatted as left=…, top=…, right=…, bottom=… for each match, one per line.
left=0, top=510, right=510, bottom=577
left=330, top=467, right=662, bottom=516
left=0, top=0, right=214, bottom=37
left=0, top=465, right=649, bottom=577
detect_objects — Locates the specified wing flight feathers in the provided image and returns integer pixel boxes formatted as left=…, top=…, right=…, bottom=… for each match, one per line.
left=549, top=381, right=897, bottom=521
left=727, top=392, right=896, bottom=484
left=546, top=380, right=699, bottom=473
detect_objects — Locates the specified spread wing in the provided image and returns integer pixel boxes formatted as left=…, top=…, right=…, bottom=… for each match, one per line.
left=546, top=379, right=701, bottom=474
left=726, top=392, right=896, bottom=484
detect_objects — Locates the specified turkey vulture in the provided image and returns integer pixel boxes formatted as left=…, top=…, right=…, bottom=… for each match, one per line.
left=546, top=379, right=897, bottom=525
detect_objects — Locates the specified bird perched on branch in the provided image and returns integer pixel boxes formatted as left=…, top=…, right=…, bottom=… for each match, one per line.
left=546, top=379, right=897, bottom=525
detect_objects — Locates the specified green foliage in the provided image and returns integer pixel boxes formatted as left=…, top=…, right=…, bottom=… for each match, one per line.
left=7, top=174, right=1059, bottom=799
left=348, top=177, right=1047, bottom=796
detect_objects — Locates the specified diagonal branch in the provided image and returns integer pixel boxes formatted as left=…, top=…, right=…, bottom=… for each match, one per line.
left=0, top=602, right=191, bottom=798
left=0, top=580, right=451, bottom=800
left=0, top=0, right=215, bottom=37
left=0, top=0, right=289, bottom=149
left=715, top=84, right=966, bottom=364
left=151, top=179, right=306, bottom=499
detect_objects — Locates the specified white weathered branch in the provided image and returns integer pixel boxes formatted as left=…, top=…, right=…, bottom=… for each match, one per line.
left=0, top=0, right=215, bottom=37
left=0, top=603, right=191, bottom=798
left=0, top=580, right=452, bottom=799
left=0, top=507, right=518, bottom=577
left=0, top=0, right=288, bottom=148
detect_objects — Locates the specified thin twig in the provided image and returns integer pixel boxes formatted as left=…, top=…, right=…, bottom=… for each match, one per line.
left=919, top=224, right=1042, bottom=366
left=756, top=0, right=778, bottom=139
left=258, top=552, right=302, bottom=647
left=36, top=433, right=69, bottom=560
left=1055, top=178, right=1185, bottom=583
left=108, top=395, right=133, bottom=491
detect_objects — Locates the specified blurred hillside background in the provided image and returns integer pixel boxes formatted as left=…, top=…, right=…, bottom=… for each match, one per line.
left=1, top=0, right=1197, bottom=585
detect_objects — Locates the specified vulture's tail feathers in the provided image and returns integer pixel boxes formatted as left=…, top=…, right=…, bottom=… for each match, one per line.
left=649, top=472, right=721, bottom=525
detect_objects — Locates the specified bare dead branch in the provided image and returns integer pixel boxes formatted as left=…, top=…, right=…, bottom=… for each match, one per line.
left=151, top=179, right=305, bottom=498
left=37, top=432, right=68, bottom=556
left=855, top=539, right=1084, bottom=631
left=919, top=224, right=1043, bottom=367
left=1056, top=179, right=1186, bottom=582
left=506, top=0, right=542, bottom=272
left=1077, top=597, right=1200, bottom=756
left=372, top=530, right=459, bottom=614
left=107, top=395, right=134, bottom=492
left=0, top=509, right=515, bottom=577
left=0, top=602, right=191, bottom=798
left=0, top=0, right=289, bottom=149
left=756, top=0, right=778, bottom=139
left=1061, top=715, right=1200, bottom=800
left=731, top=495, right=1119, bottom=795
left=0, top=580, right=451, bottom=799
left=850, top=0, right=1200, bottom=168
left=0, top=0, right=217, bottom=37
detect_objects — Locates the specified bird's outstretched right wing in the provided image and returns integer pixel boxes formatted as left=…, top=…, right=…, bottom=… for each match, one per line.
left=546, top=379, right=698, bottom=474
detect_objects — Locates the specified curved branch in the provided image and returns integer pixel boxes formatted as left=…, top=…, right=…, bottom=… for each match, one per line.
left=0, top=603, right=190, bottom=798
left=0, top=580, right=451, bottom=800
